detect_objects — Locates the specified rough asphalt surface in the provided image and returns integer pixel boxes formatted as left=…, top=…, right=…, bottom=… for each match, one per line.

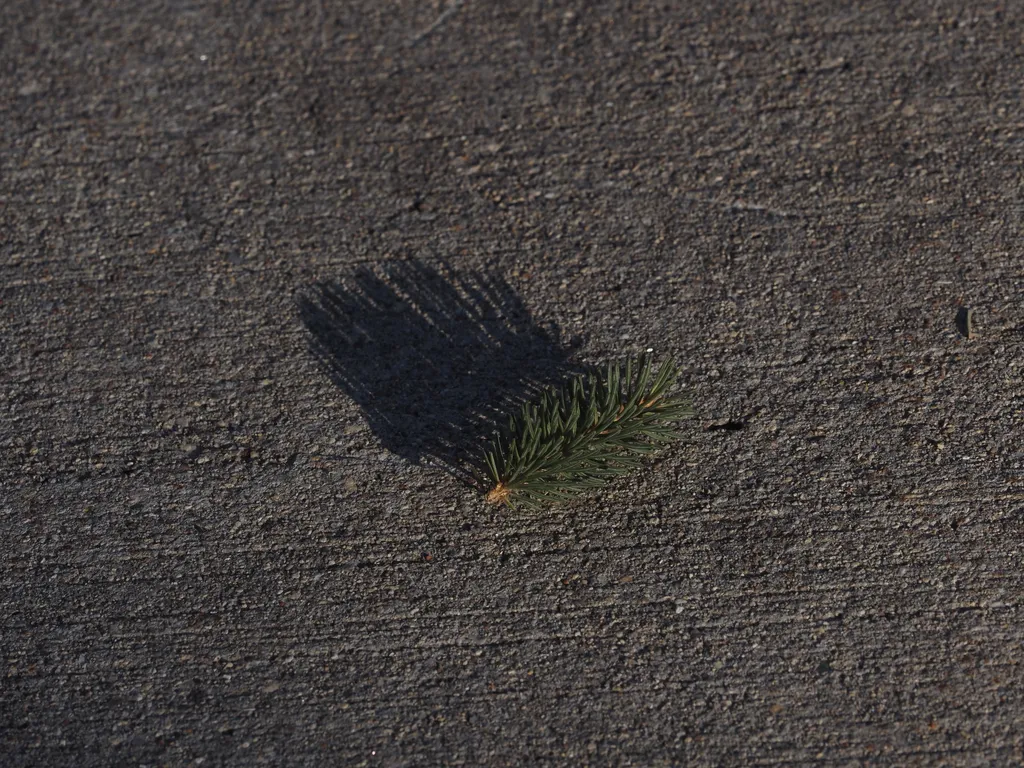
left=3, top=1, right=1023, bottom=765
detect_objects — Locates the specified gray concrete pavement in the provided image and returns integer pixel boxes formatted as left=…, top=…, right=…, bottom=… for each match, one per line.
left=3, top=1, right=1023, bottom=764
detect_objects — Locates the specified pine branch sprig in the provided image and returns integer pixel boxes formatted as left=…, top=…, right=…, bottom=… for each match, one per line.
left=483, top=354, right=693, bottom=508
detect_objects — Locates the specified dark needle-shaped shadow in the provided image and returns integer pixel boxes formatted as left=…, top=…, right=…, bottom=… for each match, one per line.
left=297, top=259, right=579, bottom=483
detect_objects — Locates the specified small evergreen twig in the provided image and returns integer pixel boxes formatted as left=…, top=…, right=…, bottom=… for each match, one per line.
left=483, top=354, right=693, bottom=508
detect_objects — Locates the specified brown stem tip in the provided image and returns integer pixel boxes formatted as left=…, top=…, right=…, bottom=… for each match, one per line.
left=486, top=483, right=511, bottom=506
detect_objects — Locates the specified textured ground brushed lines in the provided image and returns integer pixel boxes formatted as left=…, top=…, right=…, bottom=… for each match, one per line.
left=4, top=0, right=1024, bottom=764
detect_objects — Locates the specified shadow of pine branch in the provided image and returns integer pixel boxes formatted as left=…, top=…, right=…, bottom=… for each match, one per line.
left=297, top=259, right=580, bottom=484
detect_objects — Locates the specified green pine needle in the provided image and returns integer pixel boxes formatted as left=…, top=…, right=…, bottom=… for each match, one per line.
left=483, top=354, right=693, bottom=508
